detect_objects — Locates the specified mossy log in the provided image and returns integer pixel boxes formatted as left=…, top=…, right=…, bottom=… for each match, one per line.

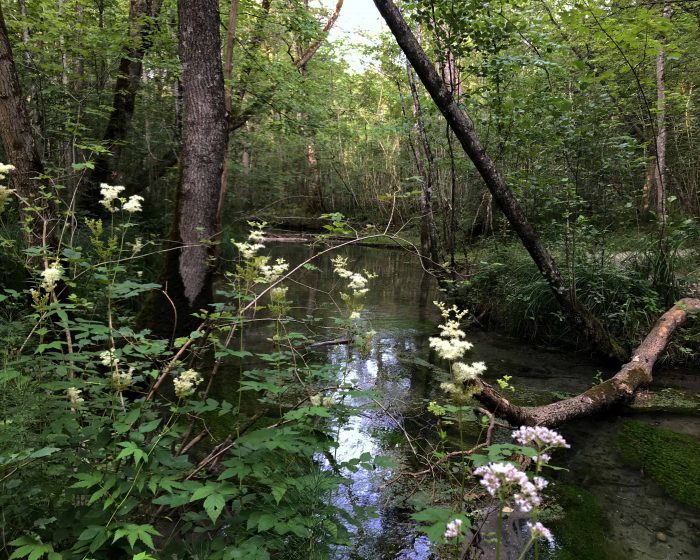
left=474, top=298, right=700, bottom=427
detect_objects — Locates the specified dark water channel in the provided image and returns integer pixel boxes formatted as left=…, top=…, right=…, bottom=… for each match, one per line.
left=221, top=243, right=699, bottom=559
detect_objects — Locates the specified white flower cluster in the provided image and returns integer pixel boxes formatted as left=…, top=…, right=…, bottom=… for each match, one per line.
left=40, top=262, right=63, bottom=292
left=0, top=162, right=15, bottom=180
left=0, top=163, right=15, bottom=213
left=100, top=348, right=117, bottom=367
left=332, top=256, right=375, bottom=299
left=473, top=462, right=542, bottom=513
left=234, top=240, right=265, bottom=259
left=526, top=521, right=554, bottom=545
left=67, top=387, right=84, bottom=407
left=99, top=184, right=124, bottom=212
left=430, top=301, right=486, bottom=397
left=260, top=258, right=288, bottom=283
left=112, top=368, right=134, bottom=391
left=173, top=368, right=202, bottom=399
left=99, top=183, right=144, bottom=213
left=234, top=224, right=268, bottom=259
left=310, top=393, right=334, bottom=407
left=122, top=194, right=144, bottom=213
left=452, top=361, right=487, bottom=382
left=269, top=285, right=288, bottom=303
left=443, top=518, right=463, bottom=539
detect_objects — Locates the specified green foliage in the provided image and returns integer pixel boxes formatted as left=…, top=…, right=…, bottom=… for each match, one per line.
left=0, top=215, right=379, bottom=558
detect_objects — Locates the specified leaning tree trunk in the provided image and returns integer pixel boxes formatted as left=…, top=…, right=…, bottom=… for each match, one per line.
left=374, top=0, right=626, bottom=361
left=474, top=298, right=699, bottom=426
left=139, top=0, right=227, bottom=339
left=0, top=4, right=53, bottom=248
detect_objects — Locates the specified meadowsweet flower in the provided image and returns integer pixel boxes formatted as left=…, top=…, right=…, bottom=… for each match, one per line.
left=67, top=387, right=84, bottom=407
left=0, top=186, right=15, bottom=212
left=173, top=369, right=202, bottom=398
left=131, top=237, right=143, bottom=254
left=122, top=194, right=144, bottom=213
left=100, top=348, right=117, bottom=367
left=429, top=336, right=473, bottom=361
left=444, top=518, right=463, bottom=538
left=248, top=229, right=265, bottom=243
left=526, top=521, right=554, bottom=544
left=474, top=462, right=541, bottom=513
left=259, top=258, right=288, bottom=282
left=0, top=162, right=15, bottom=179
left=112, top=367, right=134, bottom=391
left=349, top=311, right=361, bottom=320
left=234, top=241, right=264, bottom=259
left=269, top=286, right=288, bottom=302
left=322, top=396, right=334, bottom=407
left=99, top=183, right=125, bottom=212
left=453, top=361, right=487, bottom=382
left=310, top=393, right=322, bottom=407
left=512, top=426, right=570, bottom=450
left=40, top=262, right=63, bottom=291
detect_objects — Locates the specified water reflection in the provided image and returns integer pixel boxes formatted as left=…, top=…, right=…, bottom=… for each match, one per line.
left=218, top=243, right=699, bottom=559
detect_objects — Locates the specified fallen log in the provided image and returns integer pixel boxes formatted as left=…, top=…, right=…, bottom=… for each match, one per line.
left=473, top=298, right=700, bottom=427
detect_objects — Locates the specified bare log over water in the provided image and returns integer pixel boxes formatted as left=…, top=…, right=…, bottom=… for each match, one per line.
left=473, top=298, right=700, bottom=427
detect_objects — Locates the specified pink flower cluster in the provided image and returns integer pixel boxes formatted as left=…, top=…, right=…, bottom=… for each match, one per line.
left=511, top=426, right=570, bottom=449
left=526, top=521, right=554, bottom=544
left=511, top=426, right=569, bottom=464
left=473, top=462, right=541, bottom=512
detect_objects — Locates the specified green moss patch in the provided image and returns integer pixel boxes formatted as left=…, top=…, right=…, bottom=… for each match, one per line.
left=541, top=484, right=619, bottom=560
left=617, top=420, right=700, bottom=510
left=629, top=388, right=700, bottom=415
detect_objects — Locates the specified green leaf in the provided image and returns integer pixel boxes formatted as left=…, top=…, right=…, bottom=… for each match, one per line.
left=271, top=484, right=287, bottom=505
left=28, top=447, right=60, bottom=459
left=204, top=492, right=226, bottom=523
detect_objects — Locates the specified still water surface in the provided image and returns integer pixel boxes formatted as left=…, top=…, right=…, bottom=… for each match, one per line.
left=224, top=243, right=699, bottom=559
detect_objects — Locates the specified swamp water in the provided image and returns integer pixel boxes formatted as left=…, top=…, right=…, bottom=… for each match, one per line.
left=217, top=244, right=699, bottom=559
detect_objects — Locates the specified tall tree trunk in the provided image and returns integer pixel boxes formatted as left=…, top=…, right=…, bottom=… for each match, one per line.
left=90, top=0, right=164, bottom=193
left=0, top=4, right=53, bottom=248
left=654, top=1, right=671, bottom=232
left=292, top=0, right=343, bottom=215
left=140, top=0, right=227, bottom=338
left=407, top=62, right=439, bottom=267
left=217, top=0, right=241, bottom=229
left=373, top=0, right=625, bottom=361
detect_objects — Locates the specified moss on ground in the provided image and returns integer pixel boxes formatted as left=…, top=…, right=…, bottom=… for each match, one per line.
left=629, top=388, right=700, bottom=415
left=541, top=484, right=620, bottom=560
left=617, top=420, right=700, bottom=510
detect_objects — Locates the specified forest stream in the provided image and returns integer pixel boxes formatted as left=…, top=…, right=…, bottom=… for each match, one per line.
left=212, top=243, right=700, bottom=560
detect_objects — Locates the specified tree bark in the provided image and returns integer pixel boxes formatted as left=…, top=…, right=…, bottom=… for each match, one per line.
left=374, top=0, right=626, bottom=361
left=90, top=0, right=164, bottom=192
left=0, top=4, right=53, bottom=247
left=140, top=0, right=227, bottom=338
left=473, top=298, right=700, bottom=427
left=406, top=62, right=439, bottom=267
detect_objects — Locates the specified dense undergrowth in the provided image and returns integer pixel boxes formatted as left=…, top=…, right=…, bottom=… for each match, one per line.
left=449, top=219, right=700, bottom=363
